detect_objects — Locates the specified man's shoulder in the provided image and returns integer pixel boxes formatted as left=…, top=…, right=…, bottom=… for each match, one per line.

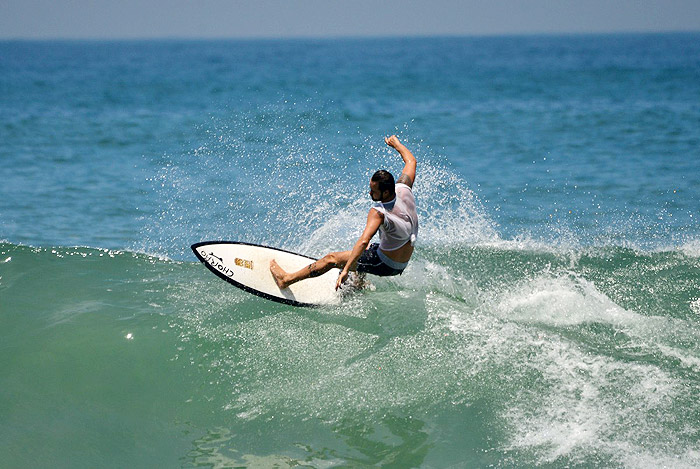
left=369, top=205, right=386, bottom=217
left=396, top=173, right=414, bottom=187
left=395, top=183, right=415, bottom=201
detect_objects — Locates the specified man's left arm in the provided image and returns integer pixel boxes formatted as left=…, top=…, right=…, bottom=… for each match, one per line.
left=336, top=210, right=383, bottom=290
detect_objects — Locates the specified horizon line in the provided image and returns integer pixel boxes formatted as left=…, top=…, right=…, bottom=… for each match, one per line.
left=2, top=28, right=699, bottom=43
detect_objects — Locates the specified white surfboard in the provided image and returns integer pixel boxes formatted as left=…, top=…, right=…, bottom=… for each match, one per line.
left=191, top=241, right=341, bottom=307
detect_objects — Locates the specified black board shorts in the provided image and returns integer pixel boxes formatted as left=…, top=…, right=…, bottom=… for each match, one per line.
left=356, top=243, right=405, bottom=277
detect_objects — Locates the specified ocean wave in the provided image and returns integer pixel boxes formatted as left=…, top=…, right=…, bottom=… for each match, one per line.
left=3, top=226, right=699, bottom=468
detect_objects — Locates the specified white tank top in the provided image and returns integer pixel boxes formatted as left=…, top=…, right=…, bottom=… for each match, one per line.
left=371, top=183, right=419, bottom=251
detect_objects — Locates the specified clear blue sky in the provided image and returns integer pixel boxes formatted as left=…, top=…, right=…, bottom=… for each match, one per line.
left=2, top=0, right=699, bottom=39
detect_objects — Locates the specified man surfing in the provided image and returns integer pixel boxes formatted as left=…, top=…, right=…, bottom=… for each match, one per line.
left=270, top=135, right=418, bottom=291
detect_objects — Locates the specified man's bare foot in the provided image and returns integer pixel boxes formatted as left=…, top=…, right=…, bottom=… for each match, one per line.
left=270, top=259, right=290, bottom=290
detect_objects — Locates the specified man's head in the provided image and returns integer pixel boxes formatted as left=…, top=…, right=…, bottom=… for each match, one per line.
left=369, top=170, right=395, bottom=202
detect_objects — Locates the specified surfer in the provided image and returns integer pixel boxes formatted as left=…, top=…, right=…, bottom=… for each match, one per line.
left=270, top=135, right=418, bottom=291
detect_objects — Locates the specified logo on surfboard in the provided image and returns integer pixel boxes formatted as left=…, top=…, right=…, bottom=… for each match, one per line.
left=234, top=257, right=254, bottom=270
left=199, top=249, right=235, bottom=278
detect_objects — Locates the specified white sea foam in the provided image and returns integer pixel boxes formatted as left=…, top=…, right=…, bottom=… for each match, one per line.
left=493, top=272, right=640, bottom=327
left=691, top=298, right=700, bottom=315
left=678, top=239, right=700, bottom=257
left=503, top=332, right=684, bottom=467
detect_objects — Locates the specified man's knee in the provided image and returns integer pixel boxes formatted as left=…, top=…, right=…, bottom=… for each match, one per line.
left=323, top=252, right=340, bottom=266
left=323, top=251, right=349, bottom=268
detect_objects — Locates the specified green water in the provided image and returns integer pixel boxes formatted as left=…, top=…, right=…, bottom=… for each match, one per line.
left=2, top=242, right=698, bottom=467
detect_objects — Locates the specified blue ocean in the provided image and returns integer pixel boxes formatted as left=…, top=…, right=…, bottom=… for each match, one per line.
left=1, top=34, right=699, bottom=467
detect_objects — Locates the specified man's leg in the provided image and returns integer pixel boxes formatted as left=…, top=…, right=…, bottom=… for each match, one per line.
left=270, top=250, right=354, bottom=290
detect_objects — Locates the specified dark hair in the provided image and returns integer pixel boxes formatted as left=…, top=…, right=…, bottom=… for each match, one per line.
left=371, top=170, right=395, bottom=194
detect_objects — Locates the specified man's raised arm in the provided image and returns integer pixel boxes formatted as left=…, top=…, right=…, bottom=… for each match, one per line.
left=385, top=135, right=416, bottom=188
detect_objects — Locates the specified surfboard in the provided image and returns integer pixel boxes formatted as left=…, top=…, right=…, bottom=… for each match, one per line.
left=191, top=241, right=341, bottom=307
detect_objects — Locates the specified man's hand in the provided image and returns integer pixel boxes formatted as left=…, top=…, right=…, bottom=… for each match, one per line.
left=336, top=269, right=349, bottom=290
left=385, top=135, right=402, bottom=149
